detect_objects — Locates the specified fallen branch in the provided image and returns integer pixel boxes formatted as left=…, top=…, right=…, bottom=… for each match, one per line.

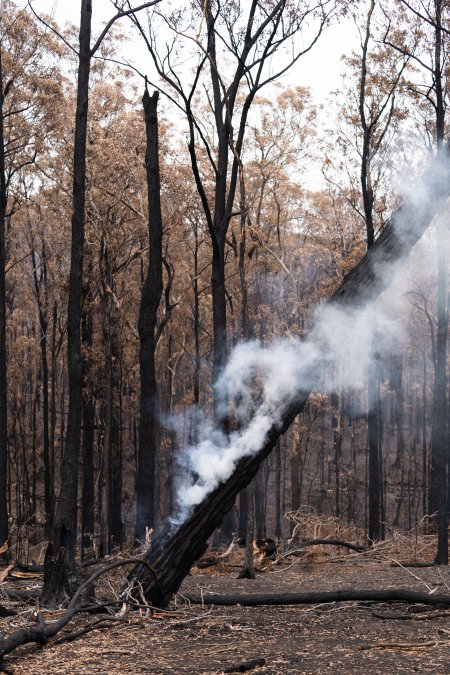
left=0, top=558, right=157, bottom=669
left=360, top=639, right=447, bottom=650
left=183, top=589, right=450, bottom=608
left=294, top=539, right=366, bottom=553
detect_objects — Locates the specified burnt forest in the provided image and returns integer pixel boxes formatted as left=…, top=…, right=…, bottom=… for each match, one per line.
left=1, top=1, right=450, bottom=673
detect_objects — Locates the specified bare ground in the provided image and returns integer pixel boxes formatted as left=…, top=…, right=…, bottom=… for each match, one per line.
left=2, top=538, right=450, bottom=674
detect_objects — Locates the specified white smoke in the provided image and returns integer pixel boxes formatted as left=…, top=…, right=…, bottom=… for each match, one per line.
left=170, top=149, right=450, bottom=524
left=173, top=298, right=403, bottom=521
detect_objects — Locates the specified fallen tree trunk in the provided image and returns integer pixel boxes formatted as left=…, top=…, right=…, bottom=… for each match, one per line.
left=126, top=147, right=450, bottom=608
left=183, top=589, right=450, bottom=608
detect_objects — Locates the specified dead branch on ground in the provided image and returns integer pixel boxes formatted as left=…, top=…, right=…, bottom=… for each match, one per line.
left=0, top=558, right=157, bottom=671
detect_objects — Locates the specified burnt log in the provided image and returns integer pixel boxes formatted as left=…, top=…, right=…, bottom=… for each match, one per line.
left=184, top=589, right=450, bottom=608
left=126, top=147, right=450, bottom=607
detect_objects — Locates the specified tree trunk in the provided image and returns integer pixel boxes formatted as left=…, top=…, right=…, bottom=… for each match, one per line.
left=81, top=303, right=95, bottom=559
left=0, top=43, right=9, bottom=557
left=43, top=0, right=92, bottom=606
left=135, top=89, right=163, bottom=542
left=274, top=438, right=282, bottom=539
left=126, top=147, right=450, bottom=606
left=31, top=248, right=52, bottom=528
left=431, top=217, right=448, bottom=564
left=368, top=346, right=383, bottom=541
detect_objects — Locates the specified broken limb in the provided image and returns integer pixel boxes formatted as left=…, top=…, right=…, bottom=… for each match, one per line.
left=126, top=146, right=450, bottom=607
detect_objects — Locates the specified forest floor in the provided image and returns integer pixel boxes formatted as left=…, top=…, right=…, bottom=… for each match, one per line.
left=1, top=533, right=450, bottom=674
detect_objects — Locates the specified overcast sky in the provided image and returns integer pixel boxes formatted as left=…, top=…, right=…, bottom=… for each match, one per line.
left=28, top=0, right=358, bottom=103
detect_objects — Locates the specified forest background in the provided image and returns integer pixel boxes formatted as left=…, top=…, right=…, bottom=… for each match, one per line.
left=0, top=0, right=449, bottom=578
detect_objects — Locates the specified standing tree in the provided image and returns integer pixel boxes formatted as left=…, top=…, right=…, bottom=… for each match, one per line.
left=42, top=0, right=161, bottom=607
left=382, top=0, right=449, bottom=563
left=123, top=0, right=337, bottom=538
left=135, top=87, right=163, bottom=541
left=326, top=0, right=410, bottom=540
left=0, top=21, right=8, bottom=559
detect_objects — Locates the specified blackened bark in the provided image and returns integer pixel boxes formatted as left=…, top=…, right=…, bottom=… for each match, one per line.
left=31, top=248, right=52, bottom=528
left=135, top=89, right=163, bottom=542
left=43, top=0, right=92, bottom=606
left=422, top=351, right=428, bottom=518
left=0, top=45, right=8, bottom=555
left=254, top=468, right=266, bottom=540
left=211, top=242, right=228, bottom=404
left=331, top=391, right=342, bottom=518
left=274, top=438, right=282, bottom=539
left=368, top=351, right=383, bottom=541
left=126, top=148, right=450, bottom=607
left=81, top=300, right=95, bottom=559
left=431, top=217, right=447, bottom=564
left=49, top=302, right=58, bottom=515
left=238, top=486, right=248, bottom=540
left=192, top=222, right=201, bottom=443
left=185, top=589, right=450, bottom=608
left=429, top=0, right=448, bottom=565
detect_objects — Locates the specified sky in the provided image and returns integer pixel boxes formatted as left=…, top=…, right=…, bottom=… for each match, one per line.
left=28, top=0, right=358, bottom=103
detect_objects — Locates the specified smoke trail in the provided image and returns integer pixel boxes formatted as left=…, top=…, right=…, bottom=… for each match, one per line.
left=171, top=148, right=450, bottom=524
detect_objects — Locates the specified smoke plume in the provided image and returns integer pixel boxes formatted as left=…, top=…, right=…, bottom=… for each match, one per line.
left=171, top=148, right=450, bottom=523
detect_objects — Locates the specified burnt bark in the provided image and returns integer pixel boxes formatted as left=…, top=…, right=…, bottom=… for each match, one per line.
left=31, top=246, right=52, bottom=529
left=184, top=589, right=450, bottom=608
left=428, top=0, right=448, bottom=565
left=43, top=0, right=92, bottom=606
left=0, top=44, right=8, bottom=557
left=135, top=89, right=163, bottom=542
left=368, top=349, right=383, bottom=541
left=125, top=146, right=450, bottom=607
left=81, top=300, right=95, bottom=559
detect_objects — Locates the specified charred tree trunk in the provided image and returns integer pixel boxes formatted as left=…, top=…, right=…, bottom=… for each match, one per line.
left=31, top=247, right=52, bottom=529
left=135, top=89, right=163, bottom=542
left=331, top=391, right=342, bottom=518
left=81, top=300, right=95, bottom=559
left=49, top=302, right=58, bottom=520
left=368, top=347, right=383, bottom=542
left=429, top=1, right=448, bottom=564
left=431, top=217, right=448, bottom=564
left=274, top=438, right=282, bottom=539
left=126, top=149, right=450, bottom=606
left=0, top=45, right=9, bottom=557
left=43, top=0, right=92, bottom=607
